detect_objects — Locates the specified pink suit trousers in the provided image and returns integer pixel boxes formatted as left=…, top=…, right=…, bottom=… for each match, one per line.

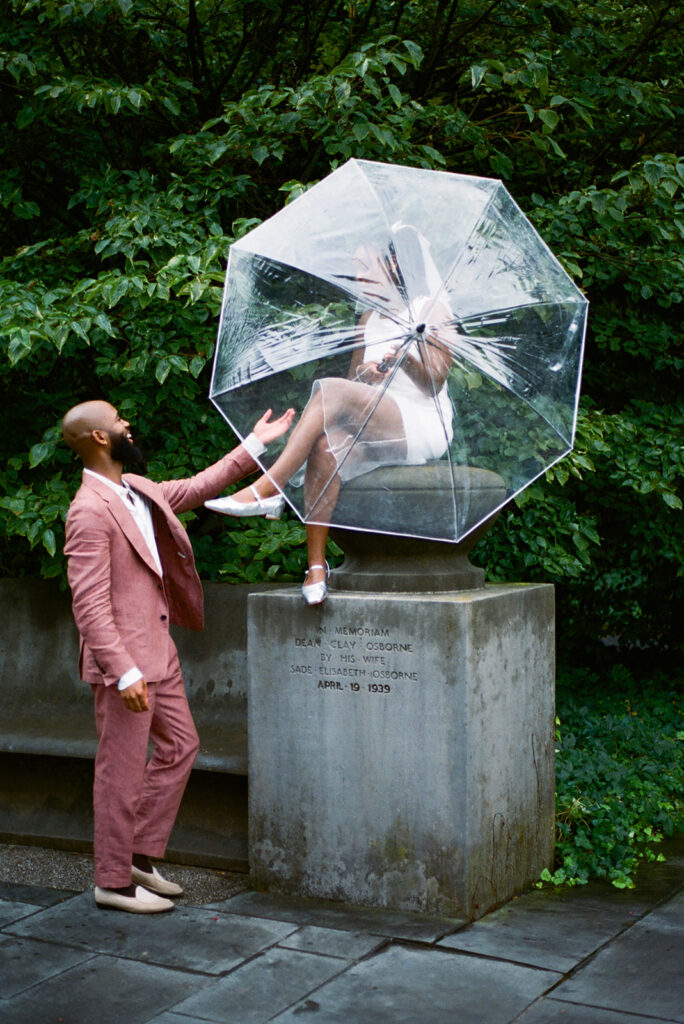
left=92, top=641, right=199, bottom=888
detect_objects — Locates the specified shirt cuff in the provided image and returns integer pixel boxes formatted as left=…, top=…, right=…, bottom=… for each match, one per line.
left=242, top=432, right=267, bottom=459
left=118, top=667, right=143, bottom=691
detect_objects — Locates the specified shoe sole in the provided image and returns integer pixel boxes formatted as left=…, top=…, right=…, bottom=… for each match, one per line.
left=95, top=901, right=174, bottom=914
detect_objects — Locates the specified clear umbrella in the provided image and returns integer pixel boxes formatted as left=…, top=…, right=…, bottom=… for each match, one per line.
left=210, top=159, right=587, bottom=543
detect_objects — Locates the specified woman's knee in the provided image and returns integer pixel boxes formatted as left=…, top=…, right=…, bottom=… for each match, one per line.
left=316, top=378, right=366, bottom=418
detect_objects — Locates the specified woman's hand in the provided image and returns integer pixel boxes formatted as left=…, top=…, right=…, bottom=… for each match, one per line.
left=252, top=407, right=296, bottom=444
left=355, top=362, right=390, bottom=385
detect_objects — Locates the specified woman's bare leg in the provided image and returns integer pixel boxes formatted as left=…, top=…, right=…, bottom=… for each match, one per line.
left=230, top=379, right=406, bottom=504
left=301, top=434, right=339, bottom=583
left=304, top=523, right=329, bottom=584
left=230, top=388, right=328, bottom=503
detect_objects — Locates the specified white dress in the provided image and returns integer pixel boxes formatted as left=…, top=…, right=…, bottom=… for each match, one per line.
left=362, top=309, right=454, bottom=464
left=311, top=303, right=453, bottom=483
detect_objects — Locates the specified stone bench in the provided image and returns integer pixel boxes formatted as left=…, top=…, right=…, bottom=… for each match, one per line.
left=0, top=576, right=265, bottom=865
left=0, top=577, right=256, bottom=775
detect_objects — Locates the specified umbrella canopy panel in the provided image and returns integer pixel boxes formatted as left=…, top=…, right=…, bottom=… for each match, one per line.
left=210, top=160, right=587, bottom=543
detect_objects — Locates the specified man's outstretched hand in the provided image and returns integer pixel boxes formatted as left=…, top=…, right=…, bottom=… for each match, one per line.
left=252, top=407, right=295, bottom=444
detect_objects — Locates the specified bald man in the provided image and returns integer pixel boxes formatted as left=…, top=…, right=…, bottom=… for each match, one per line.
left=62, top=399, right=294, bottom=913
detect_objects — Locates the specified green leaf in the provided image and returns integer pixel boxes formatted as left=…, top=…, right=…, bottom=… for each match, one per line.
left=93, top=313, right=115, bottom=336
left=155, top=358, right=171, bottom=384
left=189, top=355, right=205, bottom=378
left=8, top=333, right=33, bottom=364
left=402, top=40, right=423, bottom=65
left=252, top=145, right=269, bottom=165
left=388, top=83, right=402, bottom=107
left=421, top=144, right=446, bottom=166
left=29, top=442, right=52, bottom=468
left=538, top=108, right=559, bottom=130
left=548, top=137, right=566, bottom=158
left=643, top=161, right=661, bottom=188
left=471, top=64, right=487, bottom=90
left=16, top=105, right=35, bottom=129
left=162, top=95, right=181, bottom=116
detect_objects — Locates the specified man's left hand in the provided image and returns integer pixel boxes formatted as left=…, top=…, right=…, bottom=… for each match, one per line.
left=252, top=408, right=296, bottom=444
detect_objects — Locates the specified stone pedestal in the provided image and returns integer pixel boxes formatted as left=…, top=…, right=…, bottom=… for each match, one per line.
left=247, top=584, right=555, bottom=919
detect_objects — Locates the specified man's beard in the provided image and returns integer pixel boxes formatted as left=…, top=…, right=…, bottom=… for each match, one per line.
left=109, top=432, right=145, bottom=467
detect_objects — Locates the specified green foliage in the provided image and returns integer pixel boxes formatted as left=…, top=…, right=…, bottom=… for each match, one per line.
left=542, top=661, right=684, bottom=889
left=192, top=515, right=343, bottom=584
left=1, top=0, right=682, bottom=652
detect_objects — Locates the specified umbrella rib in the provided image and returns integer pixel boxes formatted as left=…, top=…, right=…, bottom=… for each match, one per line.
left=458, top=298, right=586, bottom=325
left=413, top=335, right=461, bottom=538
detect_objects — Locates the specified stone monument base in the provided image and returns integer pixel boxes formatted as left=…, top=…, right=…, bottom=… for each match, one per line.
left=247, top=583, right=555, bottom=919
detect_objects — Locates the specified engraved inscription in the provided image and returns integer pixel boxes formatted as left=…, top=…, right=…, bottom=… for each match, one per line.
left=287, top=619, right=419, bottom=696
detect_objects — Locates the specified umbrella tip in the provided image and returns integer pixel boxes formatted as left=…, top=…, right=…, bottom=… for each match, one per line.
left=415, top=323, right=426, bottom=334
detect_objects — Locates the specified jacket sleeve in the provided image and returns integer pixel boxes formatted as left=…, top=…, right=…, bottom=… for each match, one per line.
left=159, top=444, right=258, bottom=514
left=64, top=503, right=136, bottom=685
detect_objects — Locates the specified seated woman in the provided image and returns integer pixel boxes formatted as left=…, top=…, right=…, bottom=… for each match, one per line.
left=206, top=229, right=455, bottom=604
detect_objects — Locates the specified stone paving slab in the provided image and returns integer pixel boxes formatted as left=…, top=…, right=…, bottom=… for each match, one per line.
left=516, top=998, right=683, bottom=1023
left=147, top=1015, right=216, bottom=1024
left=212, top=890, right=465, bottom=942
left=438, top=885, right=645, bottom=972
left=0, top=898, right=43, bottom=929
left=0, top=934, right=94, bottom=1000
left=552, top=888, right=684, bottom=1023
left=277, top=924, right=387, bottom=960
left=6, top=892, right=298, bottom=975
left=160, top=947, right=350, bottom=1024
left=3, top=953, right=206, bottom=1024
left=267, top=943, right=559, bottom=1023
left=0, top=880, right=77, bottom=907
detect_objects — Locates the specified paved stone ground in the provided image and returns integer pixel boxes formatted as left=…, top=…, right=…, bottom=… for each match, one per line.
left=1, top=840, right=683, bottom=1024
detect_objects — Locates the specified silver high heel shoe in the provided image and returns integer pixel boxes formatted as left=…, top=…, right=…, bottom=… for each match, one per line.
left=204, top=485, right=284, bottom=520
left=301, top=562, right=330, bottom=605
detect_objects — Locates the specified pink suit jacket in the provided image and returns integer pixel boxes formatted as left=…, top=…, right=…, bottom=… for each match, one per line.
left=64, top=446, right=256, bottom=687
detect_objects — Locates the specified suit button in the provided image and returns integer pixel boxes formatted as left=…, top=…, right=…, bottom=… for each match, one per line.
left=161, top=614, right=167, bottom=621
left=158, top=583, right=163, bottom=590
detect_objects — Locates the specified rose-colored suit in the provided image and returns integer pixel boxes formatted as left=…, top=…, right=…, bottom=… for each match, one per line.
left=64, top=447, right=256, bottom=887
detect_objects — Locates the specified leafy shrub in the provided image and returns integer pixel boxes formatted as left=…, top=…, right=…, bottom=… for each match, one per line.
left=542, top=660, right=684, bottom=889
left=191, top=513, right=343, bottom=584
left=1, top=0, right=682, bottom=657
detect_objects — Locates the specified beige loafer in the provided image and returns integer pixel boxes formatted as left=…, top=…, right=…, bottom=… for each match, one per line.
left=130, top=864, right=183, bottom=897
left=94, top=885, right=175, bottom=914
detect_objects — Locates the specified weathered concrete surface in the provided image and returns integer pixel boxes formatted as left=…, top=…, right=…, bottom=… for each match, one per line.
left=247, top=584, right=555, bottom=919
left=0, top=577, right=270, bottom=771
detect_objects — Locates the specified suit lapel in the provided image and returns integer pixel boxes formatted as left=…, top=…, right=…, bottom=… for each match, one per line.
left=125, top=472, right=195, bottom=565
left=81, top=472, right=162, bottom=577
